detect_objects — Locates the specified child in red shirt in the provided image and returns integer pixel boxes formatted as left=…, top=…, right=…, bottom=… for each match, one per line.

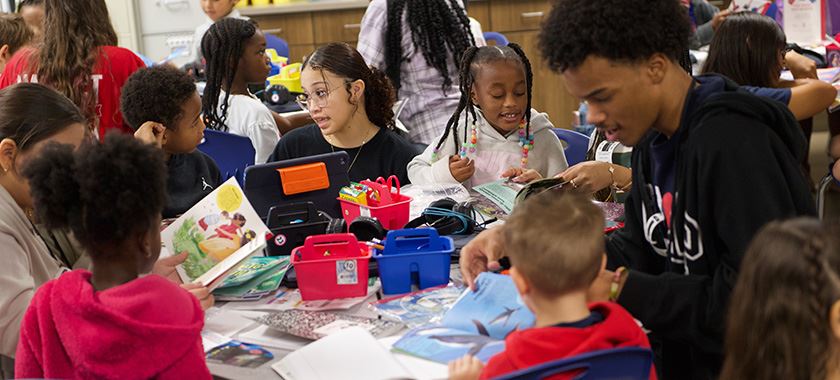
left=449, top=192, right=655, bottom=380
left=0, top=0, right=144, bottom=140
left=14, top=134, right=210, bottom=379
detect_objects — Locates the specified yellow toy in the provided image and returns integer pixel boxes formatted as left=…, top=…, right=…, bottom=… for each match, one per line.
left=267, top=62, right=303, bottom=93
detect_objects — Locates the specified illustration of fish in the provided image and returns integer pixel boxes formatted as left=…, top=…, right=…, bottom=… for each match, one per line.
left=428, top=320, right=494, bottom=356
left=489, top=306, right=519, bottom=326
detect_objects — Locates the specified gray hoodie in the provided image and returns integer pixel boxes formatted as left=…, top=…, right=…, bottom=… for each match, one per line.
left=408, top=107, right=568, bottom=189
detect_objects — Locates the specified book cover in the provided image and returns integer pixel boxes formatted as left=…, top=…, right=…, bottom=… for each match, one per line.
left=161, top=177, right=269, bottom=289
left=213, top=257, right=291, bottom=301
left=392, top=273, right=534, bottom=364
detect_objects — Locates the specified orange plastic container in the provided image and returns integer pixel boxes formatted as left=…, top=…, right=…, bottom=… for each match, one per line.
left=290, top=234, right=371, bottom=300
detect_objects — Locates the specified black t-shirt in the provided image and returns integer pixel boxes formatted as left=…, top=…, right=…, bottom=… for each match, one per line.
left=269, top=124, right=420, bottom=185
left=164, top=150, right=221, bottom=218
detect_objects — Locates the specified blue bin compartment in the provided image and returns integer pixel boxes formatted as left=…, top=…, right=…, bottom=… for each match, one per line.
left=374, top=228, right=453, bottom=295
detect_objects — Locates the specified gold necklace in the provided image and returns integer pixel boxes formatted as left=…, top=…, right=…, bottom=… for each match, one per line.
left=327, top=128, right=375, bottom=173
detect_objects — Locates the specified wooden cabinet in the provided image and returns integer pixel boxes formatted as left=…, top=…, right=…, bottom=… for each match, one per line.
left=313, top=9, right=366, bottom=45
left=467, top=0, right=491, bottom=31
left=490, top=0, right=548, bottom=33
left=253, top=12, right=314, bottom=45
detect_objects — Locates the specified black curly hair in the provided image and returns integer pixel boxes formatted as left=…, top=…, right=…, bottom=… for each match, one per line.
left=22, top=133, right=167, bottom=258
left=303, top=42, right=396, bottom=129
left=539, top=0, right=691, bottom=73
left=120, top=65, right=197, bottom=130
left=0, top=83, right=85, bottom=155
left=201, top=17, right=258, bottom=132
left=384, top=0, right=476, bottom=93
left=433, top=44, right=533, bottom=155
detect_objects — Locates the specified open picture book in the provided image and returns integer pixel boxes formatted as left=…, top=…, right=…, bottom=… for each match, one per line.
left=392, top=272, right=535, bottom=363
left=161, top=177, right=269, bottom=290
left=472, top=177, right=568, bottom=216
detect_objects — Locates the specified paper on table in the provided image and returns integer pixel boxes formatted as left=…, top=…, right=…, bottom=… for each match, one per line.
left=224, top=284, right=380, bottom=312
left=271, top=327, right=413, bottom=380
left=380, top=336, right=448, bottom=380
left=204, top=307, right=258, bottom=338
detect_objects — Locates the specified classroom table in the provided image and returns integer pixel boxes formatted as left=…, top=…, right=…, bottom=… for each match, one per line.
left=205, top=262, right=466, bottom=379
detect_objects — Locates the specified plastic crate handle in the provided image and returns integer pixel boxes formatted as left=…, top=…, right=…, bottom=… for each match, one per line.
left=384, top=228, right=446, bottom=252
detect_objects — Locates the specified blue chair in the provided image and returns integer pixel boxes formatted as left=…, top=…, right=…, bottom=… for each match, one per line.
left=197, top=129, right=256, bottom=185
left=494, top=347, right=654, bottom=380
left=264, top=33, right=290, bottom=59
left=552, top=128, right=590, bottom=167
left=483, top=31, right=509, bottom=46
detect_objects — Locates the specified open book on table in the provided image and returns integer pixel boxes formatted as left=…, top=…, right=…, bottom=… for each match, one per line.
left=161, top=177, right=269, bottom=290
left=272, top=327, right=416, bottom=380
left=392, top=272, right=535, bottom=363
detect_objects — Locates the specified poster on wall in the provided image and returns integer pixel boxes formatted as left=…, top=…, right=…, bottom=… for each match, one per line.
left=784, top=0, right=826, bottom=46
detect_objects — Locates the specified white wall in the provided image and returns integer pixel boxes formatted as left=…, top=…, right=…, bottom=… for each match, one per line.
left=105, top=0, right=140, bottom=52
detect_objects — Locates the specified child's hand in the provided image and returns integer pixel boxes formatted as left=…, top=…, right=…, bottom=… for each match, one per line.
left=151, top=251, right=188, bottom=283
left=448, top=355, right=484, bottom=380
left=181, top=282, right=216, bottom=310
left=501, top=167, right=542, bottom=183
left=449, top=155, right=475, bottom=183
left=134, top=121, right=166, bottom=148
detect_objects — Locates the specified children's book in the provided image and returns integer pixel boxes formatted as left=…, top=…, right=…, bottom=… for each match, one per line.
left=213, top=257, right=292, bottom=301
left=257, top=309, right=403, bottom=340
left=161, top=177, right=269, bottom=290
left=781, top=67, right=840, bottom=112
left=392, top=272, right=535, bottom=364
left=372, top=284, right=465, bottom=327
left=472, top=177, right=568, bottom=216
left=271, top=327, right=414, bottom=380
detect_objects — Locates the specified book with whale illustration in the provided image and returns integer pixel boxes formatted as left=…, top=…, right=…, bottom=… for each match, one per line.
left=392, top=272, right=535, bottom=363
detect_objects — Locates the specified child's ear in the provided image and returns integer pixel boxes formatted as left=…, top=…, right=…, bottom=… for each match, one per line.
left=830, top=299, right=840, bottom=341
left=510, top=267, right=530, bottom=296
left=0, top=44, right=10, bottom=65
left=0, top=138, right=18, bottom=174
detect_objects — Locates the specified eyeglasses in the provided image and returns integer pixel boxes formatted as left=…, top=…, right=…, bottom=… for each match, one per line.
left=296, top=85, right=334, bottom=111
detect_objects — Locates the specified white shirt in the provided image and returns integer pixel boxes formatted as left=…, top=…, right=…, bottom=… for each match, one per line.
left=217, top=90, right=280, bottom=164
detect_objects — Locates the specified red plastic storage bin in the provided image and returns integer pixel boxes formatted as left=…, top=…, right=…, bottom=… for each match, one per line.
left=338, top=176, right=412, bottom=230
left=290, top=234, right=371, bottom=300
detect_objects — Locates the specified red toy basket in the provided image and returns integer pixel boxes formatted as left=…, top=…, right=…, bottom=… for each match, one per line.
left=338, top=176, right=412, bottom=230
left=290, top=234, right=371, bottom=301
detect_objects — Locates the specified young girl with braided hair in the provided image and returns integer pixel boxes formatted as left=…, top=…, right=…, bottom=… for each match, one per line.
left=407, top=44, right=568, bottom=189
left=720, top=218, right=840, bottom=380
left=201, top=18, right=310, bottom=164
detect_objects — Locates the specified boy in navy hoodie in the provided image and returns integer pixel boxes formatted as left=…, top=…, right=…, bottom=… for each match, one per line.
left=449, top=192, right=655, bottom=380
left=121, top=65, right=221, bottom=218
left=459, top=0, right=816, bottom=378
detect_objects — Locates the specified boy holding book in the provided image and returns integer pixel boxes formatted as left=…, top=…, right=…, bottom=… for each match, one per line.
left=449, top=192, right=654, bottom=380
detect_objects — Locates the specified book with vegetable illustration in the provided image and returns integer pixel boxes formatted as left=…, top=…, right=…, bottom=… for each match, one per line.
left=162, top=177, right=269, bottom=289
left=392, top=272, right=535, bottom=363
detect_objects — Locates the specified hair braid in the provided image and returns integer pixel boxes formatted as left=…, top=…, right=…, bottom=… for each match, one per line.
left=201, top=18, right=256, bottom=132
left=507, top=43, right=533, bottom=140
left=385, top=0, right=476, bottom=94
left=803, top=235, right=831, bottom=380
left=434, top=46, right=479, bottom=156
